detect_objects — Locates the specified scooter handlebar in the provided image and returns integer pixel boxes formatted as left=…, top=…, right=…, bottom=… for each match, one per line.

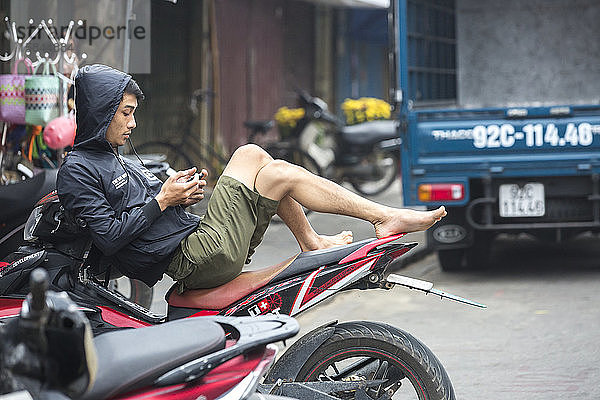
left=319, top=109, right=342, bottom=126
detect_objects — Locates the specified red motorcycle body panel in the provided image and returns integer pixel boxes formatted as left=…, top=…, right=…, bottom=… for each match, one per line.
left=116, top=345, right=273, bottom=400
left=338, top=233, right=405, bottom=264
left=0, top=297, right=23, bottom=319
left=98, top=306, right=152, bottom=328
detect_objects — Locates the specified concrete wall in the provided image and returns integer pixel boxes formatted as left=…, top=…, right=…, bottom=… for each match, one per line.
left=456, top=0, right=600, bottom=108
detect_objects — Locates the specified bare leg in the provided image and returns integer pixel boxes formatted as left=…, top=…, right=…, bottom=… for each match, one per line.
left=254, top=158, right=446, bottom=238
left=220, top=144, right=353, bottom=250
left=276, top=195, right=353, bottom=251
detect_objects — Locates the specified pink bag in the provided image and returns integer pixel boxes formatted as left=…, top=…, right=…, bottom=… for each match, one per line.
left=0, top=58, right=33, bottom=124
left=44, top=114, right=76, bottom=149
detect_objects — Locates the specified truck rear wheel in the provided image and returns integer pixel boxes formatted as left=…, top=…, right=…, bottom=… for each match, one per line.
left=438, top=233, right=492, bottom=272
left=438, top=249, right=465, bottom=272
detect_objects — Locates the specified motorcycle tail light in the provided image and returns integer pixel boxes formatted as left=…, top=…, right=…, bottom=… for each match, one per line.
left=418, top=183, right=464, bottom=202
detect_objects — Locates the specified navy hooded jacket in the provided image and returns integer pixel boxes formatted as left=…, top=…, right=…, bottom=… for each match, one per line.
left=57, top=65, right=200, bottom=286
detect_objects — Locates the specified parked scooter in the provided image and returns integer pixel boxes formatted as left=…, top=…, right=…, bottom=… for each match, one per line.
left=0, top=192, right=486, bottom=399
left=0, top=268, right=299, bottom=400
left=248, top=90, right=401, bottom=196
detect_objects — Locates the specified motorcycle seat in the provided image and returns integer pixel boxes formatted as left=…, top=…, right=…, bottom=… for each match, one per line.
left=267, top=238, right=373, bottom=283
left=0, top=169, right=57, bottom=221
left=340, top=120, right=398, bottom=146
left=81, top=317, right=225, bottom=400
left=167, top=254, right=300, bottom=310
left=166, top=238, right=375, bottom=310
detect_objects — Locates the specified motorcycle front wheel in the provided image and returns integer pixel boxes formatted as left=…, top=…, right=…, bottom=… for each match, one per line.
left=349, top=150, right=399, bottom=196
left=295, top=321, right=455, bottom=400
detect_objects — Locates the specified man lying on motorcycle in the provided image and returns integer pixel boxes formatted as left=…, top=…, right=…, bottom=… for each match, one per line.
left=57, top=65, right=446, bottom=292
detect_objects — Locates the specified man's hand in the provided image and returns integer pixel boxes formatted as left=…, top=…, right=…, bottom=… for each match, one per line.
left=155, top=167, right=208, bottom=211
left=181, top=168, right=208, bottom=207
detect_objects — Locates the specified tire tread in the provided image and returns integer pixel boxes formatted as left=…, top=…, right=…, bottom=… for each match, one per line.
left=301, top=320, right=455, bottom=400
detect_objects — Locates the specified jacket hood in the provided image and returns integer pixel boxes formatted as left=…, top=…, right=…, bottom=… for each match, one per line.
left=73, top=64, right=131, bottom=150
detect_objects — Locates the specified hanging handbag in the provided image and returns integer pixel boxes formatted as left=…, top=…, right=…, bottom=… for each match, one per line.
left=25, top=62, right=60, bottom=127
left=0, top=58, right=33, bottom=124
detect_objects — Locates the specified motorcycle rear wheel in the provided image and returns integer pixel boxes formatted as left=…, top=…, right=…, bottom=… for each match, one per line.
left=295, top=321, right=455, bottom=400
left=349, top=150, right=399, bottom=196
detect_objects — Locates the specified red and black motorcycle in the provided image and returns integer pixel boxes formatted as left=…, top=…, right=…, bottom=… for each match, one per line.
left=0, top=268, right=299, bottom=400
left=0, top=192, right=486, bottom=400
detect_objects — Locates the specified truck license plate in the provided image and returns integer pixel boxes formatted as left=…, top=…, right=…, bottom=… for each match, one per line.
left=499, top=183, right=545, bottom=217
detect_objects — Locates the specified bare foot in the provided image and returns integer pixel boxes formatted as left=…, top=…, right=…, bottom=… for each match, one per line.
left=374, top=206, right=447, bottom=238
left=301, top=231, right=354, bottom=252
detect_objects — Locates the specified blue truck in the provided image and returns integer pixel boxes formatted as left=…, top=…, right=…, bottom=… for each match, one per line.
left=391, top=0, right=600, bottom=270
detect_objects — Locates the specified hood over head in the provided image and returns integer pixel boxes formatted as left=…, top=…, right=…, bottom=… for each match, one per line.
left=73, top=64, right=131, bottom=150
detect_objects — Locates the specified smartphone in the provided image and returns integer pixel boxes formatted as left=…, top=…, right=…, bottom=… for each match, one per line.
left=186, top=170, right=205, bottom=182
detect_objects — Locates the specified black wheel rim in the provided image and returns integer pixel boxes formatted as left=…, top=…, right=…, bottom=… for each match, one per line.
left=304, top=348, right=429, bottom=400
left=351, top=152, right=398, bottom=195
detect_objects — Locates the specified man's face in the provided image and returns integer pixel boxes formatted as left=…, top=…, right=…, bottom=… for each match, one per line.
left=105, top=93, right=138, bottom=148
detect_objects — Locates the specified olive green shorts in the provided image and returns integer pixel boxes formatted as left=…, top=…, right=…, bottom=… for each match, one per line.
left=166, top=175, right=279, bottom=292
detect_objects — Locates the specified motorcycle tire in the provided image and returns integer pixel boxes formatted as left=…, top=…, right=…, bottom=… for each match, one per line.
left=295, top=321, right=455, bottom=400
left=349, top=150, right=399, bottom=196
left=438, top=233, right=492, bottom=272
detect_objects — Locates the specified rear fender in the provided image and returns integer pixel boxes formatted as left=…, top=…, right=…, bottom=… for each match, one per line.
left=263, top=320, right=337, bottom=383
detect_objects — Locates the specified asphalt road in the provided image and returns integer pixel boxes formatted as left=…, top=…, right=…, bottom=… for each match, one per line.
left=148, top=181, right=600, bottom=399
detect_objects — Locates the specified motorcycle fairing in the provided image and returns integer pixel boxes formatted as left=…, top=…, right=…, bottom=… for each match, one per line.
left=338, top=233, right=405, bottom=264
left=96, top=306, right=151, bottom=329
left=166, top=237, right=387, bottom=311
left=221, top=252, right=384, bottom=317
left=166, top=237, right=416, bottom=319
left=289, top=256, right=379, bottom=315
left=0, top=297, right=24, bottom=322
left=0, top=250, right=46, bottom=295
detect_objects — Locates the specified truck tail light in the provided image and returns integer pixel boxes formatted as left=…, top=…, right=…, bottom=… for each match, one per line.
left=418, top=183, right=464, bottom=202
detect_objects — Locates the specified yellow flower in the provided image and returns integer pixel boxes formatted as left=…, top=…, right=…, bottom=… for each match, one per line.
left=274, top=107, right=305, bottom=128
left=341, top=97, right=391, bottom=125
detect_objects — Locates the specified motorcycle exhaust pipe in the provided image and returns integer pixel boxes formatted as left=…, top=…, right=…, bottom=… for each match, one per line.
left=343, top=158, right=395, bottom=180
left=377, top=137, right=402, bottom=151
left=343, top=164, right=380, bottom=179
